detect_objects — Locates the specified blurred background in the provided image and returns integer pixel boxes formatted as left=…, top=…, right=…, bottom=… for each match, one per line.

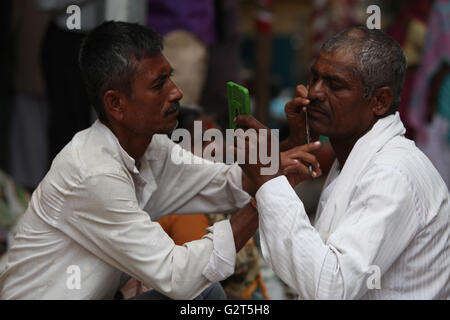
left=1, top=0, right=449, bottom=299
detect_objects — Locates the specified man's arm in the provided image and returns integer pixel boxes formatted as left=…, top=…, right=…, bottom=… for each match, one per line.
left=256, top=166, right=422, bottom=299
left=144, top=137, right=251, bottom=220
left=281, top=84, right=321, bottom=151
left=241, top=171, right=257, bottom=197
left=60, top=173, right=239, bottom=300
left=230, top=202, right=258, bottom=251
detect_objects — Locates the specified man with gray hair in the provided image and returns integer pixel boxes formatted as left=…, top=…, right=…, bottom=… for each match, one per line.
left=234, top=26, right=449, bottom=299
left=0, top=21, right=263, bottom=300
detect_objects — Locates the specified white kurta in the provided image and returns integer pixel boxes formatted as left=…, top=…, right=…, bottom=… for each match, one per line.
left=0, top=120, right=250, bottom=299
left=256, top=113, right=450, bottom=299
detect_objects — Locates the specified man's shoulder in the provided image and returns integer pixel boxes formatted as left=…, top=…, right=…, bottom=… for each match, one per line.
left=372, top=135, right=437, bottom=177
left=367, top=135, right=449, bottom=206
left=51, top=126, right=128, bottom=181
left=145, top=134, right=173, bottom=159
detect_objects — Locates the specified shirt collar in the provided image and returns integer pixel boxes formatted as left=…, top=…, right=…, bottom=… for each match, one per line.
left=93, top=120, right=140, bottom=175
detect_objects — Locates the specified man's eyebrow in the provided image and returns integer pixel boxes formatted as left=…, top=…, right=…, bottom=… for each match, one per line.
left=310, top=67, right=349, bottom=85
left=151, top=67, right=174, bottom=84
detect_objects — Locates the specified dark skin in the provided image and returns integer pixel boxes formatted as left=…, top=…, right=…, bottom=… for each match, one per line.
left=305, top=49, right=393, bottom=167
left=101, top=53, right=259, bottom=252
left=103, top=54, right=182, bottom=160
left=235, top=45, right=394, bottom=189
left=232, top=115, right=322, bottom=190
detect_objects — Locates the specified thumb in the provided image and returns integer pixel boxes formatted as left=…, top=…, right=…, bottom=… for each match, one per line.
left=234, top=114, right=266, bottom=130
left=299, top=141, right=321, bottom=152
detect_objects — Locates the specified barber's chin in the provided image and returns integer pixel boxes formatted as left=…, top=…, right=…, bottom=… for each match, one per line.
left=309, top=119, right=325, bottom=136
left=159, top=119, right=178, bottom=135
left=170, top=120, right=179, bottom=132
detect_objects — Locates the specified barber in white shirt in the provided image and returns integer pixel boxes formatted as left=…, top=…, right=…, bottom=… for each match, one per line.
left=0, top=21, right=319, bottom=300
left=234, top=26, right=449, bottom=300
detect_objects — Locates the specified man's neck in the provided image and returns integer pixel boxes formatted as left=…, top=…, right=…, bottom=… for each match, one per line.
left=328, top=112, right=383, bottom=169
left=329, top=122, right=375, bottom=169
left=103, top=121, right=153, bottom=162
left=329, top=137, right=357, bottom=169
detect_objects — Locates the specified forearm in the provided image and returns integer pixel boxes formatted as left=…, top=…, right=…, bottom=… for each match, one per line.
left=242, top=171, right=257, bottom=196
left=257, top=167, right=422, bottom=299
left=256, top=176, right=330, bottom=298
left=230, top=202, right=258, bottom=252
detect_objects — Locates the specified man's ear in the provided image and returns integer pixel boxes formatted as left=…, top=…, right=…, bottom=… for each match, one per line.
left=103, top=90, right=126, bottom=121
left=371, top=86, right=394, bottom=117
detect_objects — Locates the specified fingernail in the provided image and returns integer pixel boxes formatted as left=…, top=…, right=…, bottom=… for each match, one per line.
left=314, top=141, right=321, bottom=145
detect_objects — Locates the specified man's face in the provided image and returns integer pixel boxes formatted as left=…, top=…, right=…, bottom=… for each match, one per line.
left=121, top=54, right=182, bottom=136
left=307, top=49, right=375, bottom=141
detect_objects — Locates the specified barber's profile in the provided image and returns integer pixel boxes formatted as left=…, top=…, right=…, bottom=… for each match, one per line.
left=0, top=0, right=448, bottom=304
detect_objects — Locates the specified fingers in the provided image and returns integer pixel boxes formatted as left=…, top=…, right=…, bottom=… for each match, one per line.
left=284, top=161, right=322, bottom=178
left=285, top=85, right=310, bottom=120
left=287, top=150, right=320, bottom=173
left=232, top=128, right=260, bottom=165
left=291, top=96, right=310, bottom=106
left=282, top=143, right=322, bottom=177
left=298, top=141, right=321, bottom=152
left=234, top=115, right=266, bottom=130
left=284, top=141, right=321, bottom=156
left=281, top=157, right=299, bottom=168
left=283, top=162, right=309, bottom=176
left=285, top=97, right=310, bottom=114
left=295, top=84, right=309, bottom=99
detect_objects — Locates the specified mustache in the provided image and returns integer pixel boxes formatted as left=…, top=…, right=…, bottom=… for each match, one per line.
left=164, top=101, right=180, bottom=116
left=308, top=99, right=328, bottom=114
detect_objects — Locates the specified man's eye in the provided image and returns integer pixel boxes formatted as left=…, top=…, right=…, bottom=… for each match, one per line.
left=329, top=82, right=343, bottom=90
left=152, top=82, right=164, bottom=90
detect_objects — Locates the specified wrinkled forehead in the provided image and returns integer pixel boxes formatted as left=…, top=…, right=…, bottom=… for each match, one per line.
left=312, top=49, right=359, bottom=82
left=133, top=54, right=172, bottom=81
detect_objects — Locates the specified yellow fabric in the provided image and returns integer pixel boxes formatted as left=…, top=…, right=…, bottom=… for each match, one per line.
left=404, top=19, right=427, bottom=67
left=158, top=214, right=209, bottom=245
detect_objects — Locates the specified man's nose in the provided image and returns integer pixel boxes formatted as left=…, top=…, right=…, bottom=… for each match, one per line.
left=169, top=79, right=183, bottom=101
left=308, top=79, right=326, bottom=101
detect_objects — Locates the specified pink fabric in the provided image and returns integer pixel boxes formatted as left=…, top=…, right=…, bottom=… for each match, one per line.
left=408, top=0, right=450, bottom=143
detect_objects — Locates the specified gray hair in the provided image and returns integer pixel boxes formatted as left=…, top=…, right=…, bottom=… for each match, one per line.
left=320, top=26, right=407, bottom=112
left=79, top=21, right=164, bottom=122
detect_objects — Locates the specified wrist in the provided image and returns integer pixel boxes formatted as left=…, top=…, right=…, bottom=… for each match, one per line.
left=254, top=171, right=282, bottom=190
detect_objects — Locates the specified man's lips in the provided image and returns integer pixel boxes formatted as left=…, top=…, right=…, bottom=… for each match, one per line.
left=307, top=106, right=327, bottom=117
left=164, top=102, right=180, bottom=116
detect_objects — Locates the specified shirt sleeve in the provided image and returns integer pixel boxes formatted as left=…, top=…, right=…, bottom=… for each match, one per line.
left=144, top=139, right=251, bottom=219
left=58, top=172, right=235, bottom=300
left=256, top=165, right=422, bottom=299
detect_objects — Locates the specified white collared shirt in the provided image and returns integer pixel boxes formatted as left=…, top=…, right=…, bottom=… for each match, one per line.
left=256, top=139, right=450, bottom=299
left=0, top=120, right=250, bottom=299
